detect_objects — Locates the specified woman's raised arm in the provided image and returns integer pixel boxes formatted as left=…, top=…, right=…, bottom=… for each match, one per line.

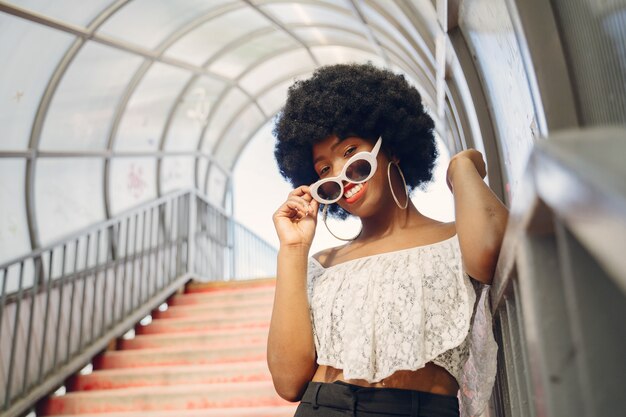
left=447, top=150, right=509, bottom=285
left=267, top=186, right=319, bottom=401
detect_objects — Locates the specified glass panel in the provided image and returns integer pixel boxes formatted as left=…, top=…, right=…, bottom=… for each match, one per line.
left=551, top=0, right=626, bottom=125
left=35, top=158, right=105, bottom=245
left=6, top=0, right=115, bottom=27
left=260, top=3, right=358, bottom=28
left=460, top=1, right=536, bottom=203
left=217, top=104, right=266, bottom=169
left=160, top=156, right=194, bottom=194
left=410, top=135, right=454, bottom=222
left=40, top=42, right=143, bottom=151
left=200, top=88, right=249, bottom=153
left=206, top=164, right=227, bottom=208
left=310, top=45, right=385, bottom=67
left=109, top=157, right=157, bottom=215
left=291, top=26, right=371, bottom=50
left=98, top=0, right=235, bottom=51
left=197, top=157, right=209, bottom=191
left=164, top=76, right=226, bottom=151
left=232, top=122, right=284, bottom=248
left=0, top=15, right=74, bottom=150
left=363, top=13, right=434, bottom=74
left=238, top=49, right=316, bottom=95
left=165, top=7, right=271, bottom=67
left=257, top=75, right=310, bottom=116
left=0, top=159, right=30, bottom=264
left=208, top=31, right=299, bottom=79
left=115, top=63, right=192, bottom=152
left=367, top=0, right=437, bottom=62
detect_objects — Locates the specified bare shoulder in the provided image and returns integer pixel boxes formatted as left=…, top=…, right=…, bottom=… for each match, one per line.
left=312, top=244, right=349, bottom=267
left=411, top=220, right=457, bottom=242
left=437, top=221, right=457, bottom=238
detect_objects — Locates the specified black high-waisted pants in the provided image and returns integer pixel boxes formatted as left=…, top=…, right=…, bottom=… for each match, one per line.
left=294, top=381, right=460, bottom=417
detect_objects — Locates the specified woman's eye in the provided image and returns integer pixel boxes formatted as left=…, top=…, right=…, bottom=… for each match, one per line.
left=319, top=166, right=329, bottom=176
left=344, top=146, right=357, bottom=157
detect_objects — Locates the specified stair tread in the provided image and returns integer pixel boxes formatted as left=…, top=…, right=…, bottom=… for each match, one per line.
left=186, top=278, right=276, bottom=293
left=82, top=360, right=269, bottom=377
left=104, top=343, right=264, bottom=355
left=53, top=381, right=278, bottom=398
left=42, top=278, right=283, bottom=416
left=129, top=326, right=269, bottom=339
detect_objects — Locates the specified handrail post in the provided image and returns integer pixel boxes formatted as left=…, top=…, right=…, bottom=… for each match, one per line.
left=187, top=191, right=196, bottom=277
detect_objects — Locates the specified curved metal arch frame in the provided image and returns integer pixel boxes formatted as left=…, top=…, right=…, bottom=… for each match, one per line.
left=366, top=23, right=437, bottom=99
left=221, top=33, right=437, bottom=174
left=389, top=0, right=439, bottom=56
left=369, top=0, right=438, bottom=72
left=158, top=23, right=310, bottom=193
left=205, top=42, right=420, bottom=188
left=2, top=0, right=133, bottom=251
left=242, top=0, right=320, bottom=66
left=347, top=0, right=391, bottom=67
left=103, top=2, right=245, bottom=216
left=102, top=2, right=267, bottom=207
left=202, top=67, right=319, bottom=196
left=154, top=0, right=328, bottom=200
left=206, top=18, right=442, bottom=159
left=370, top=4, right=437, bottom=85
left=213, top=38, right=439, bottom=169
left=205, top=34, right=444, bottom=201
left=252, top=0, right=438, bottom=90
left=2, top=0, right=454, bottom=248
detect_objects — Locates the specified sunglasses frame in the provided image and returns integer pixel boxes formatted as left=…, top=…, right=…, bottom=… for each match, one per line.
left=310, top=136, right=382, bottom=204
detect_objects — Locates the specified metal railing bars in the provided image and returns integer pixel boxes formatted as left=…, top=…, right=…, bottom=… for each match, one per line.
left=0, top=188, right=277, bottom=417
left=488, top=127, right=626, bottom=417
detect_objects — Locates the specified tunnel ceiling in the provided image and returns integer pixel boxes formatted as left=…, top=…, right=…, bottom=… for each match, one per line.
left=0, top=0, right=444, bottom=251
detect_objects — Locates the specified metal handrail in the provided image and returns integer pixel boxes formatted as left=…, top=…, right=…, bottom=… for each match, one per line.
left=0, top=189, right=190, bottom=272
left=0, top=189, right=277, bottom=417
left=488, top=127, right=626, bottom=417
left=491, top=127, right=626, bottom=309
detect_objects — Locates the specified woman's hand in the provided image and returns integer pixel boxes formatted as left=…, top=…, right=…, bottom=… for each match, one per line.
left=272, top=185, right=319, bottom=249
left=446, top=149, right=487, bottom=192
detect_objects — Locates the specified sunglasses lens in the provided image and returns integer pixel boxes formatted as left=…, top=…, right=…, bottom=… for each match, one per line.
left=317, top=181, right=342, bottom=201
left=345, top=159, right=373, bottom=182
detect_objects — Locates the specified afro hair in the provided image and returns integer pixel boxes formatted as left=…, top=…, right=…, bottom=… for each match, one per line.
left=273, top=63, right=438, bottom=218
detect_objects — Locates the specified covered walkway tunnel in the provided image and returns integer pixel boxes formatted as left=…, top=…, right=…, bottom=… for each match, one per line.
left=0, top=1, right=625, bottom=417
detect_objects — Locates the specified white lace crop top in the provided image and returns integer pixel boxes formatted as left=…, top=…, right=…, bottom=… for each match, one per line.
left=306, top=234, right=498, bottom=417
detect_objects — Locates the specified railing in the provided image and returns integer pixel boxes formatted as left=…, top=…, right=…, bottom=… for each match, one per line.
left=193, top=195, right=278, bottom=281
left=488, top=127, right=625, bottom=417
left=0, top=189, right=277, bottom=417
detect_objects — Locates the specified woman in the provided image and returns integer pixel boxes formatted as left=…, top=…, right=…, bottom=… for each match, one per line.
left=268, top=63, right=508, bottom=417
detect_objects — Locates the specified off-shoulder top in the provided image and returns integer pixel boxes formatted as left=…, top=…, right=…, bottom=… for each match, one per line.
left=306, top=234, right=498, bottom=417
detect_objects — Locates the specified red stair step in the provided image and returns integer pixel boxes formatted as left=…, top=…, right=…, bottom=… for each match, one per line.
left=41, top=381, right=292, bottom=415
left=120, top=328, right=269, bottom=350
left=185, top=278, right=276, bottom=294
left=169, top=288, right=275, bottom=306
left=168, top=295, right=274, bottom=307
left=152, top=303, right=272, bottom=320
left=95, top=345, right=266, bottom=369
left=74, top=361, right=271, bottom=391
left=136, top=316, right=269, bottom=335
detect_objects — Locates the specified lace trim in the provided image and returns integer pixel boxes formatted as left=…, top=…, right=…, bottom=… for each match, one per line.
left=306, top=235, right=497, bottom=417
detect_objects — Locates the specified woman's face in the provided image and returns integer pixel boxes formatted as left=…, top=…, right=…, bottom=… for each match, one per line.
left=311, top=135, right=394, bottom=217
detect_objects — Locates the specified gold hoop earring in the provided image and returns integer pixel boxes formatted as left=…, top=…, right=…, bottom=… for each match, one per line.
left=322, top=205, right=362, bottom=242
left=387, top=161, right=409, bottom=209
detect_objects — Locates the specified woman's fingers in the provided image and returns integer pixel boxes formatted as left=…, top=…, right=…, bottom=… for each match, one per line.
left=274, top=196, right=312, bottom=222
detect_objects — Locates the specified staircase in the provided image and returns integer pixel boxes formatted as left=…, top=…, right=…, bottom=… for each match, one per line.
left=37, top=278, right=297, bottom=417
